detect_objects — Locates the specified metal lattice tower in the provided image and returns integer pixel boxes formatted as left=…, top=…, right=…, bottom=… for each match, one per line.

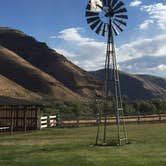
left=85, top=0, right=128, bottom=145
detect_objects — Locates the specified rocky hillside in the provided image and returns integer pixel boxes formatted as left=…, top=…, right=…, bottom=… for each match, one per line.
left=90, top=69, right=166, bottom=100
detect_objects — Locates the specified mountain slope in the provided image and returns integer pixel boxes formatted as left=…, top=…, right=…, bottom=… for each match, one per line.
left=0, top=27, right=165, bottom=102
left=90, top=69, right=166, bottom=100
left=0, top=74, right=40, bottom=101
left=0, top=27, right=101, bottom=97
left=0, top=45, right=83, bottom=102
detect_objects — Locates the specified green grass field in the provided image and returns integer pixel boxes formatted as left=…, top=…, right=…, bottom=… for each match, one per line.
left=0, top=123, right=166, bottom=166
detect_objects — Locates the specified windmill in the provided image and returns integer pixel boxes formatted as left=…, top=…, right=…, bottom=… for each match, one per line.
left=85, top=0, right=128, bottom=145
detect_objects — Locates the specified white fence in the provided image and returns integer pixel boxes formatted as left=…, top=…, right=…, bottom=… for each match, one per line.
left=0, top=126, right=10, bottom=133
left=40, top=115, right=56, bottom=129
left=49, top=115, right=57, bottom=127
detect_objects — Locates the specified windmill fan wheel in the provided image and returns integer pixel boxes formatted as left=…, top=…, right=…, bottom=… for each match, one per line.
left=85, top=0, right=128, bottom=36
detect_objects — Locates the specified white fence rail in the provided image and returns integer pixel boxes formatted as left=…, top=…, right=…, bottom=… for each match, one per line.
left=40, top=115, right=56, bottom=129
left=40, top=116, right=47, bottom=129
left=49, top=115, right=57, bottom=127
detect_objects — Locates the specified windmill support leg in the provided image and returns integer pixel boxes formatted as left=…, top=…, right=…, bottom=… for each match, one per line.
left=100, top=19, right=128, bottom=146
left=95, top=105, right=102, bottom=145
left=111, top=23, right=128, bottom=145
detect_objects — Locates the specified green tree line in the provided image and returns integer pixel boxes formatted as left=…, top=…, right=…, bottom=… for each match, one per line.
left=42, top=98, right=166, bottom=119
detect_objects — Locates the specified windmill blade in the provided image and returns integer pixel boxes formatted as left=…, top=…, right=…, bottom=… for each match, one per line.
left=113, top=1, right=124, bottom=11
left=87, top=16, right=100, bottom=24
left=86, top=3, right=91, bottom=11
left=115, top=14, right=128, bottom=19
left=90, top=20, right=101, bottom=30
left=102, top=23, right=107, bottom=36
left=86, top=11, right=99, bottom=17
left=114, top=18, right=126, bottom=26
left=102, top=0, right=109, bottom=6
left=95, top=22, right=104, bottom=35
left=111, top=25, right=119, bottom=36
left=110, top=0, right=119, bottom=8
left=114, top=8, right=127, bottom=14
left=113, top=21, right=123, bottom=32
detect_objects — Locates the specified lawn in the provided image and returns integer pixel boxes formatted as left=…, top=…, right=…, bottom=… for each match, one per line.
left=0, top=123, right=166, bottom=166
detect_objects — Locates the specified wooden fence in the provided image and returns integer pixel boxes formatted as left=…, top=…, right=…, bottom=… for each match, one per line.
left=0, top=105, right=41, bottom=134
left=40, top=115, right=56, bottom=129
left=59, top=114, right=166, bottom=127
left=40, top=114, right=166, bottom=128
left=0, top=126, right=10, bottom=134
left=1, top=114, right=166, bottom=132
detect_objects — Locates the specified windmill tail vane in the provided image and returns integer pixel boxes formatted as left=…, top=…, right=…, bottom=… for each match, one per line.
left=86, top=0, right=128, bottom=146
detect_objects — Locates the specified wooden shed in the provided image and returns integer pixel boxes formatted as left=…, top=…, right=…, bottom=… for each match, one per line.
left=0, top=105, right=42, bottom=132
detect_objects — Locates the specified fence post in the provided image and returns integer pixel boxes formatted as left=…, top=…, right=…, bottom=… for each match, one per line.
left=57, top=113, right=62, bottom=128
left=49, top=115, right=57, bottom=127
left=76, top=117, right=79, bottom=127
left=137, top=115, right=140, bottom=124
left=24, top=109, right=27, bottom=133
left=159, top=113, right=161, bottom=123
left=47, top=116, right=50, bottom=128
left=137, top=111, right=141, bottom=124
left=37, top=109, right=41, bottom=130
left=10, top=110, right=14, bottom=135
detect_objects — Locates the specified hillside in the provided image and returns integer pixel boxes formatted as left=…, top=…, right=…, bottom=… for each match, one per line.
left=0, top=27, right=101, bottom=97
left=0, top=45, right=84, bottom=102
left=90, top=69, right=166, bottom=100
left=0, top=74, right=40, bottom=102
left=0, top=27, right=101, bottom=103
left=0, top=27, right=165, bottom=103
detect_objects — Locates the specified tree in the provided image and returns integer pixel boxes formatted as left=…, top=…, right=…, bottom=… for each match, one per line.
left=138, top=101, right=157, bottom=115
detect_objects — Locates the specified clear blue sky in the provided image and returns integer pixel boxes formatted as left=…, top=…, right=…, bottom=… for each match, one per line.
left=0, top=0, right=166, bottom=77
